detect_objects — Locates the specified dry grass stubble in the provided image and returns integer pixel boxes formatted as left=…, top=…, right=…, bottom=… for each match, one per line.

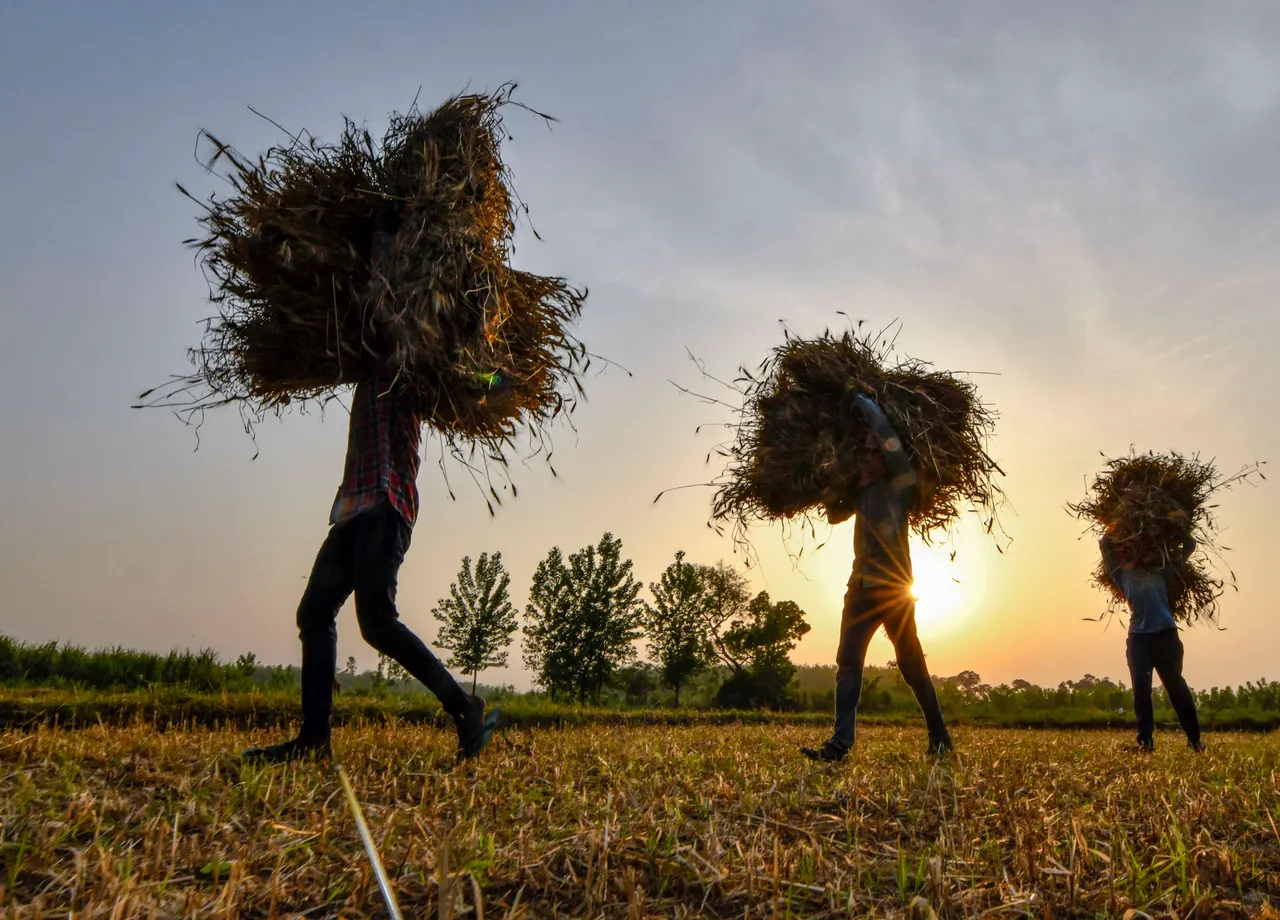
left=2, top=724, right=1278, bottom=918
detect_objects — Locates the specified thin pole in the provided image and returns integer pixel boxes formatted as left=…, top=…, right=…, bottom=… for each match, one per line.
left=336, top=764, right=404, bottom=920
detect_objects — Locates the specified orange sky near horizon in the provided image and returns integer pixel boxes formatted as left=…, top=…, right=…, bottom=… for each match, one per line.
left=1, top=2, right=1277, bottom=694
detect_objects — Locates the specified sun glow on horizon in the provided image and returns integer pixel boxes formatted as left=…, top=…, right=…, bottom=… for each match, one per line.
left=909, top=540, right=974, bottom=631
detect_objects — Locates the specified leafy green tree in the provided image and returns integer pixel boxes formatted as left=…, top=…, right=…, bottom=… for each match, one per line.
left=432, top=552, right=520, bottom=695
left=524, top=533, right=644, bottom=704
left=713, top=590, right=810, bottom=710
left=698, top=561, right=754, bottom=674
left=643, top=551, right=715, bottom=706
left=522, top=546, right=576, bottom=701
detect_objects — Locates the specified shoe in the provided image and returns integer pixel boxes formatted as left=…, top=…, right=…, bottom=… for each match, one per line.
left=241, top=736, right=332, bottom=765
left=1189, top=740, right=1206, bottom=753
left=927, top=733, right=954, bottom=757
left=454, top=695, right=500, bottom=762
left=800, top=741, right=847, bottom=763
left=1129, top=740, right=1155, bottom=754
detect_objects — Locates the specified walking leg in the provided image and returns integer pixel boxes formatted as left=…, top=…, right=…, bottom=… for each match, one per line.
left=296, top=524, right=356, bottom=741
left=1152, top=630, right=1202, bottom=749
left=242, top=523, right=353, bottom=763
left=886, top=600, right=951, bottom=751
left=1127, top=634, right=1156, bottom=750
left=351, top=506, right=470, bottom=717
left=802, top=575, right=879, bottom=761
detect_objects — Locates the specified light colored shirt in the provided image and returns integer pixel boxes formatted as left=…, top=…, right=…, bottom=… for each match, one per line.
left=1099, top=536, right=1193, bottom=635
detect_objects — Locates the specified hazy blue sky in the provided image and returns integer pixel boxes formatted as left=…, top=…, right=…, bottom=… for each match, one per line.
left=1, top=1, right=1277, bottom=691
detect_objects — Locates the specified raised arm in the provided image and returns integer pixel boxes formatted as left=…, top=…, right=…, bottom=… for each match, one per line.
left=853, top=394, right=916, bottom=483
left=1099, top=534, right=1123, bottom=585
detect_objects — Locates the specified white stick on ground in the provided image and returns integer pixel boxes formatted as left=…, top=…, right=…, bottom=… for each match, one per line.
left=337, top=764, right=404, bottom=920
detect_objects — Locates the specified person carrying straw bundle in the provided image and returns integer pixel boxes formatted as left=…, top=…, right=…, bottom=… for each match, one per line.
left=141, top=87, right=589, bottom=764
left=1099, top=527, right=1201, bottom=753
left=709, top=326, right=1005, bottom=761
left=1070, top=450, right=1264, bottom=754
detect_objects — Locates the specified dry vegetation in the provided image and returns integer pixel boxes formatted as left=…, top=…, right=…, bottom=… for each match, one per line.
left=140, top=86, right=590, bottom=484
left=704, top=326, right=1005, bottom=556
left=3, top=723, right=1278, bottom=918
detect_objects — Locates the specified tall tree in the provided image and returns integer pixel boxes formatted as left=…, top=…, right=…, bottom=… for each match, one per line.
left=432, top=552, right=520, bottom=695
left=699, top=561, right=754, bottom=674
left=712, top=586, right=811, bottom=710
left=643, top=551, right=712, bottom=705
left=522, top=546, right=577, bottom=701
left=524, top=533, right=644, bottom=704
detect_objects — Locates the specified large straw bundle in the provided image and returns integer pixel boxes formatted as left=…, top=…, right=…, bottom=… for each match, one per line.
left=141, top=84, right=588, bottom=457
left=1068, top=450, right=1264, bottom=625
left=710, top=327, right=1005, bottom=549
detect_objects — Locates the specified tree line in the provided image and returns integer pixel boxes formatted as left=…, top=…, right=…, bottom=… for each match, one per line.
left=443, top=534, right=809, bottom=709
left=5, top=529, right=1280, bottom=726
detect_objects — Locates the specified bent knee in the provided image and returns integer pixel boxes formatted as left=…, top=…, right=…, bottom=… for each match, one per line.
left=355, top=596, right=405, bottom=646
left=297, top=601, right=338, bottom=638
left=895, top=655, right=930, bottom=682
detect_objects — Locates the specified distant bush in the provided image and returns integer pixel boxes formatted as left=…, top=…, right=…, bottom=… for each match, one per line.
left=0, top=634, right=295, bottom=693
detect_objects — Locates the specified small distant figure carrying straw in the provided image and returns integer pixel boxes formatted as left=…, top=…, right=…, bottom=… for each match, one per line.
left=1071, top=449, right=1265, bottom=754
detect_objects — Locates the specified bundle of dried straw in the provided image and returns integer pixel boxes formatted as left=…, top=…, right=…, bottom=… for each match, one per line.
left=140, top=84, right=588, bottom=459
left=1069, top=450, right=1264, bottom=625
left=710, top=327, right=1005, bottom=549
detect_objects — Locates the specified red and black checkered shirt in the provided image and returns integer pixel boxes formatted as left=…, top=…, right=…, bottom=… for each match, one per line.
left=329, top=366, right=423, bottom=527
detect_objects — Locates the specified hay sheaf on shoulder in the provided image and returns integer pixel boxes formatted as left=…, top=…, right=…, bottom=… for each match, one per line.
left=141, top=84, right=588, bottom=464
left=1068, top=450, right=1265, bottom=626
left=710, top=326, right=1006, bottom=553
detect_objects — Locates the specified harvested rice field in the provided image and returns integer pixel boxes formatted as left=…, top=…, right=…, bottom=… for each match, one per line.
left=2, top=723, right=1278, bottom=918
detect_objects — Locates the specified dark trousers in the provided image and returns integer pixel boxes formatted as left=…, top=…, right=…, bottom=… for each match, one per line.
left=1127, top=627, right=1200, bottom=747
left=829, top=577, right=949, bottom=752
left=296, top=502, right=468, bottom=740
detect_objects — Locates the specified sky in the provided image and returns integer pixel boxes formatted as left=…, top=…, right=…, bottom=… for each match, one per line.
left=1, top=1, right=1277, bottom=692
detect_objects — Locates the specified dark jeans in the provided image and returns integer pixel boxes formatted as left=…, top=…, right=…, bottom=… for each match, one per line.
left=1127, top=627, right=1200, bottom=748
left=829, top=577, right=948, bottom=753
left=296, top=502, right=469, bottom=740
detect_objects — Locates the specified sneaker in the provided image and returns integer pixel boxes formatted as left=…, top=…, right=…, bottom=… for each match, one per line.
left=1189, top=740, right=1206, bottom=753
left=1129, top=740, right=1155, bottom=754
left=927, top=732, right=954, bottom=757
left=454, top=695, right=500, bottom=762
left=241, top=736, right=332, bottom=765
left=800, top=741, right=847, bottom=763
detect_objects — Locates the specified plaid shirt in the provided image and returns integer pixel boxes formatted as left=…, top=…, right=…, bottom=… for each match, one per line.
left=329, top=366, right=423, bottom=527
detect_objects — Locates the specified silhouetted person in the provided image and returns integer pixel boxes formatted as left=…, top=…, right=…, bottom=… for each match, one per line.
left=802, top=393, right=952, bottom=762
left=1100, top=529, right=1203, bottom=753
left=242, top=204, right=498, bottom=765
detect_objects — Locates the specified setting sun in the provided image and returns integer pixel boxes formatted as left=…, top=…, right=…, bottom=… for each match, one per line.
left=909, top=542, right=967, bottom=628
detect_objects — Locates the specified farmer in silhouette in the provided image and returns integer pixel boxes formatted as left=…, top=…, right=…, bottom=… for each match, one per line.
left=1099, top=524, right=1203, bottom=753
left=243, top=203, right=499, bottom=765
left=801, top=392, right=953, bottom=762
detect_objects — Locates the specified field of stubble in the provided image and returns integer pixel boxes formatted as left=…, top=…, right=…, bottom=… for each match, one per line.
left=2, top=723, right=1278, bottom=919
